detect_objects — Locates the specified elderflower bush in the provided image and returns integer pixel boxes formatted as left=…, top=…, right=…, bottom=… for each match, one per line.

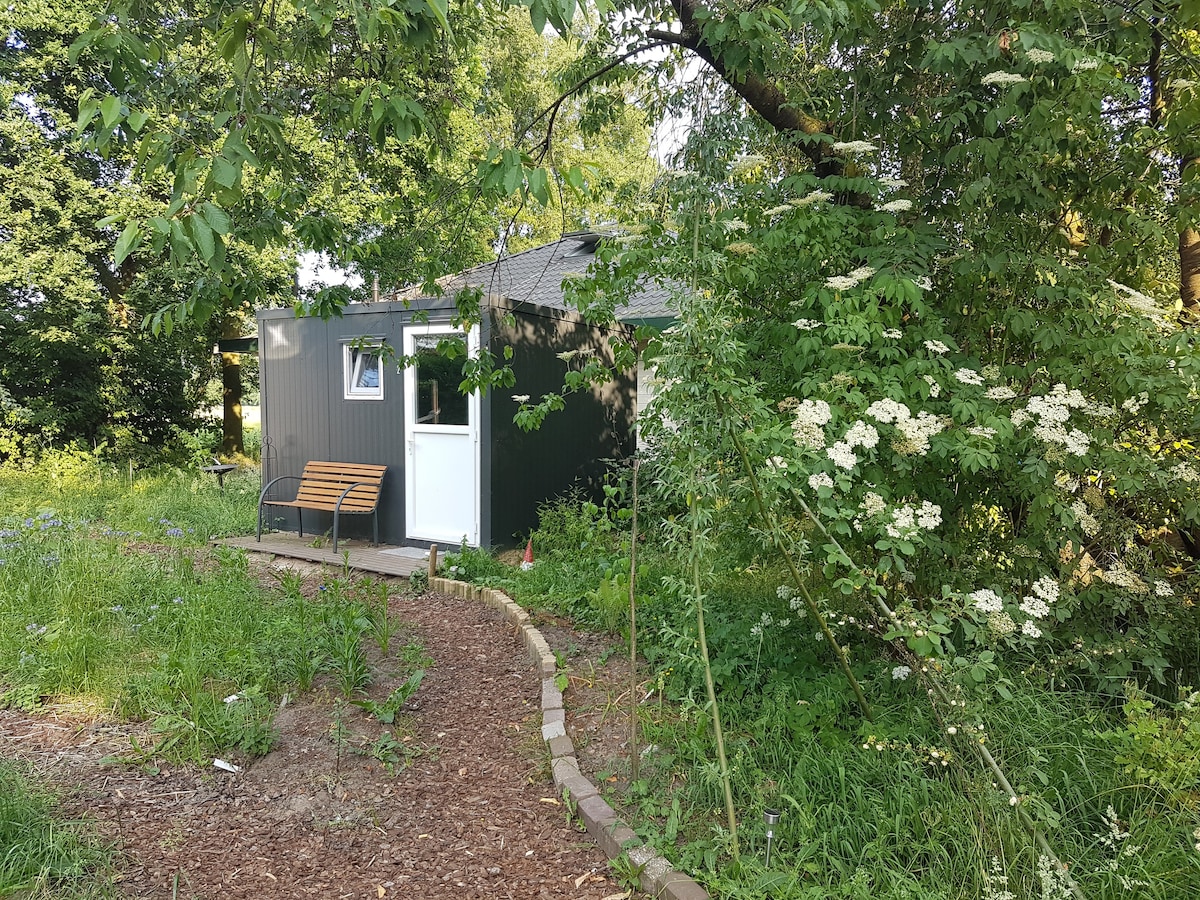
left=593, top=168, right=1199, bottom=691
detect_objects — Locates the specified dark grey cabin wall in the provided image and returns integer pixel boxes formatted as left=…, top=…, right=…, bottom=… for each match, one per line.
left=485, top=305, right=635, bottom=548
left=258, top=308, right=411, bottom=544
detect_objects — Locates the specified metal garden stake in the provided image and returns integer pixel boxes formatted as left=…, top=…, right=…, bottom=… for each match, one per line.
left=763, top=808, right=781, bottom=867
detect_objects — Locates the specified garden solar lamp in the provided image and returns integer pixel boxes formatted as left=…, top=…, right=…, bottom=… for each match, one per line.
left=763, top=808, right=781, bottom=867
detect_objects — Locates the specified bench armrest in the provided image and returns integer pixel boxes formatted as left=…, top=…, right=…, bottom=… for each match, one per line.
left=258, top=474, right=301, bottom=506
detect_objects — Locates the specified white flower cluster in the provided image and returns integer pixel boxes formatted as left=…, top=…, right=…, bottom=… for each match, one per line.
left=886, top=501, right=942, bottom=538
left=1022, top=621, right=1042, bottom=638
left=808, top=471, right=834, bottom=492
left=864, top=398, right=948, bottom=455
left=1025, top=48, right=1056, bottom=64
left=832, top=140, right=878, bottom=153
left=968, top=426, right=997, bottom=438
left=763, top=203, right=793, bottom=217
left=914, top=276, right=932, bottom=291
left=766, top=455, right=788, bottom=471
left=1010, top=384, right=1098, bottom=457
left=793, top=318, right=823, bottom=330
left=1171, top=462, right=1199, bottom=483
left=1071, top=500, right=1100, bottom=536
left=1099, top=560, right=1149, bottom=594
left=843, top=420, right=880, bottom=450
left=825, top=265, right=877, bottom=291
left=924, top=339, right=950, bottom=354
left=827, top=441, right=858, bottom=469
left=971, top=589, right=1005, bottom=614
left=923, top=375, right=941, bottom=398
left=954, top=368, right=984, bottom=386
left=882, top=327, right=902, bottom=339
left=861, top=491, right=887, bottom=517
left=1072, top=58, right=1099, bottom=72
left=981, top=71, right=1028, bottom=86
left=865, top=398, right=910, bottom=423
left=1121, top=392, right=1149, bottom=414
left=879, top=199, right=913, bottom=213
left=792, top=399, right=832, bottom=448
left=985, top=385, right=1017, bottom=401
left=1154, top=580, right=1174, bottom=597
left=793, top=190, right=834, bottom=207
left=891, top=665, right=911, bottom=680
left=880, top=177, right=908, bottom=189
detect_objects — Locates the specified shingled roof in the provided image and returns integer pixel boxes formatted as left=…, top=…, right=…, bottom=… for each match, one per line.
left=392, top=232, right=675, bottom=326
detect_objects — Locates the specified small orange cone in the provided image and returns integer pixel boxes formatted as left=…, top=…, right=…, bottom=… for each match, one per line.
left=521, top=539, right=534, bottom=569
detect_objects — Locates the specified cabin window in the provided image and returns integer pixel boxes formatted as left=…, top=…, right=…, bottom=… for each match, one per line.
left=412, top=334, right=469, bottom=425
left=343, top=342, right=385, bottom=400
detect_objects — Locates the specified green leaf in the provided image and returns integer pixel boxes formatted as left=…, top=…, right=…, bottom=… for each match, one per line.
left=100, top=95, right=122, bottom=127
left=424, top=0, right=453, bottom=38
left=211, top=156, right=240, bottom=189
left=113, top=220, right=140, bottom=267
left=187, top=213, right=216, bottom=263
left=199, top=202, right=232, bottom=235
left=127, top=109, right=148, bottom=133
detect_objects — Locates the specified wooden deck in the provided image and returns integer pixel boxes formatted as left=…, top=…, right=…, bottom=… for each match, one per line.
left=215, top=533, right=427, bottom=578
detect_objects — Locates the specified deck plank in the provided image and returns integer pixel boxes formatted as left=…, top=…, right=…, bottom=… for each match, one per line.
left=214, top=534, right=425, bottom=578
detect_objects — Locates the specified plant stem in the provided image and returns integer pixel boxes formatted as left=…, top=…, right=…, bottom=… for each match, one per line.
left=690, top=504, right=739, bottom=862
left=721, top=398, right=873, bottom=721
left=629, top=457, right=641, bottom=782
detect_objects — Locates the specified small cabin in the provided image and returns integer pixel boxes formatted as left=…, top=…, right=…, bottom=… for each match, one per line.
left=256, top=232, right=671, bottom=548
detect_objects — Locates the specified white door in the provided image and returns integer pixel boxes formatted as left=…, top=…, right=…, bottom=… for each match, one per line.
left=404, top=325, right=480, bottom=546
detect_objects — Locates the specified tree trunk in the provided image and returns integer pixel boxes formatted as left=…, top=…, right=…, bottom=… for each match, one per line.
left=220, top=319, right=245, bottom=454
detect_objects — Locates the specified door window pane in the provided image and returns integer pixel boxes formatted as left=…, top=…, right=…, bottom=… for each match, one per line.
left=414, top=334, right=468, bottom=425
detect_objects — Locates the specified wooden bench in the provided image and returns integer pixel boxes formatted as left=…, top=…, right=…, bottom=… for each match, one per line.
left=257, top=461, right=388, bottom=552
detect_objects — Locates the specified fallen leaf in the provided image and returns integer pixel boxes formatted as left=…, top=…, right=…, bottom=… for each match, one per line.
left=417, top=834, right=430, bottom=839
left=377, top=886, right=386, bottom=898
left=539, top=797, right=559, bottom=806
left=574, top=873, right=589, bottom=889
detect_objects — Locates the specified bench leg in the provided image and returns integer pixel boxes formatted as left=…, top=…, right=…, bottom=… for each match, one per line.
left=373, top=511, right=379, bottom=546
left=297, top=509, right=303, bottom=539
left=332, top=514, right=340, bottom=554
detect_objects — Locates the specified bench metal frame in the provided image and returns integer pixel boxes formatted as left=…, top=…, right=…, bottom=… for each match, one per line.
left=257, top=462, right=387, bottom=552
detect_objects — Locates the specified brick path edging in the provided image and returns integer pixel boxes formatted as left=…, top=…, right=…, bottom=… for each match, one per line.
left=428, top=577, right=709, bottom=900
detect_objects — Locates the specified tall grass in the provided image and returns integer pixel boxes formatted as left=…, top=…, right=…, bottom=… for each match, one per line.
left=0, top=459, right=411, bottom=765
left=0, top=760, right=113, bottom=898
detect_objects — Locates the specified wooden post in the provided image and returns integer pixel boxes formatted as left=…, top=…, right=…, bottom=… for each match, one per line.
left=427, top=544, right=438, bottom=581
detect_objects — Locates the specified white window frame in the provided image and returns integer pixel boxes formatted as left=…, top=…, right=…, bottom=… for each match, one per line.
left=342, top=340, right=386, bottom=400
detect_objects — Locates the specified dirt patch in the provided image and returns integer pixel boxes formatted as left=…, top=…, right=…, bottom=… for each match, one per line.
left=0, top=563, right=638, bottom=900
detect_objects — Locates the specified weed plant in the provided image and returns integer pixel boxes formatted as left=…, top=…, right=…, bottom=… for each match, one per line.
left=0, top=760, right=113, bottom=898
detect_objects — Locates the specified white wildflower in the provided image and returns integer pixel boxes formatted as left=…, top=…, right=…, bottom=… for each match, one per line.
left=792, top=399, right=832, bottom=449
left=923, top=375, right=941, bottom=398
left=766, top=456, right=788, bottom=471
left=879, top=199, right=913, bottom=213
left=849, top=265, right=877, bottom=282
left=1121, top=392, right=1149, bottom=414
left=1072, top=58, right=1100, bottom=72
left=887, top=506, right=917, bottom=538
left=844, top=420, right=880, bottom=450
left=827, top=441, right=858, bottom=470
left=924, top=339, right=950, bottom=355
left=511, top=394, right=531, bottom=403
left=1025, top=48, right=1056, bottom=64
left=832, top=140, right=878, bottom=153
left=879, top=177, right=908, bottom=189
left=793, top=318, right=823, bottom=330
left=954, top=368, right=984, bottom=386
left=1019, top=596, right=1049, bottom=618
left=1171, top=462, right=1199, bottom=483
left=970, top=589, right=1005, bottom=614
left=968, top=426, right=997, bottom=438
left=914, top=276, right=932, bottom=291
left=808, top=472, right=834, bottom=492
left=722, top=218, right=750, bottom=233
left=981, top=71, right=1028, bottom=86
left=916, top=501, right=942, bottom=530
left=892, top=665, right=911, bottom=681
left=1022, top=620, right=1042, bottom=639
left=1099, top=561, right=1149, bottom=594
left=763, top=204, right=793, bottom=217
left=865, top=398, right=911, bottom=424
left=985, top=386, right=1017, bottom=401
left=1154, top=580, right=1174, bottom=597
left=792, top=190, right=833, bottom=207
left=825, top=275, right=860, bottom=291
left=1031, top=577, right=1060, bottom=603
left=861, top=492, right=887, bottom=517
left=731, top=154, right=767, bottom=175
left=893, top=411, right=948, bottom=456
left=1071, top=500, right=1099, bottom=535
left=882, top=327, right=902, bottom=339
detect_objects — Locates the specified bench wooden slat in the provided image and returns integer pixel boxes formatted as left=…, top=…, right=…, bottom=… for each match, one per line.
left=258, top=461, right=388, bottom=551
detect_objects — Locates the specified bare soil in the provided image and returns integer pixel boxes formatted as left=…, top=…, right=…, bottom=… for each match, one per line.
left=0, top=557, right=639, bottom=900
